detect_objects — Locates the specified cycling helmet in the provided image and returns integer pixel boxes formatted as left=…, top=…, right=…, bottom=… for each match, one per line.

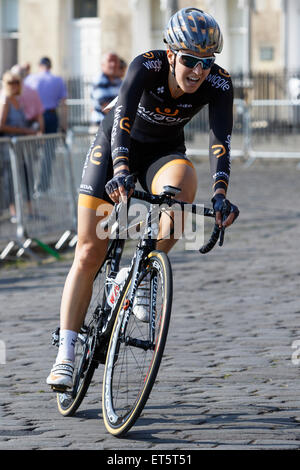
left=163, top=7, right=223, bottom=55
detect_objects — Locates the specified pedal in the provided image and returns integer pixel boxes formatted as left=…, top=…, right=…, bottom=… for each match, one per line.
left=51, top=384, right=70, bottom=393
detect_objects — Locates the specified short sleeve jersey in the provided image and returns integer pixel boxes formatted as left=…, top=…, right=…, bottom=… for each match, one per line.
left=102, top=50, right=234, bottom=192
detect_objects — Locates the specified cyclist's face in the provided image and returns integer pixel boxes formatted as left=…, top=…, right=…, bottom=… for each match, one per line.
left=168, top=49, right=213, bottom=93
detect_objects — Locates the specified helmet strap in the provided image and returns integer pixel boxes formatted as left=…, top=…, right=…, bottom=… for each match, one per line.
left=168, top=50, right=181, bottom=95
left=171, top=53, right=176, bottom=77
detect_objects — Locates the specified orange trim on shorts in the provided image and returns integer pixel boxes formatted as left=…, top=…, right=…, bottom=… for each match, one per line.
left=151, top=159, right=195, bottom=195
left=78, top=194, right=109, bottom=210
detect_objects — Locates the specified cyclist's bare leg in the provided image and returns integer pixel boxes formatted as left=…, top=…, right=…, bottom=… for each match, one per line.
left=151, top=161, right=197, bottom=253
left=60, top=201, right=113, bottom=333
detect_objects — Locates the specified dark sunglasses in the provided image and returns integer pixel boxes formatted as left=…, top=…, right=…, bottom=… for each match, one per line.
left=7, top=80, right=20, bottom=85
left=174, top=51, right=215, bottom=70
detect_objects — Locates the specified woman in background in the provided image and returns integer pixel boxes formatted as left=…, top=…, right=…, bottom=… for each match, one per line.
left=0, top=70, right=39, bottom=221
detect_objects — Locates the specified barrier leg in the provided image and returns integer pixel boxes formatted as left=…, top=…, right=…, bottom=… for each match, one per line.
left=55, top=230, right=72, bottom=250
left=0, top=241, right=17, bottom=260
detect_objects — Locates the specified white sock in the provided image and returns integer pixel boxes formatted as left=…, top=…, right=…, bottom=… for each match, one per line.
left=56, top=329, right=78, bottom=362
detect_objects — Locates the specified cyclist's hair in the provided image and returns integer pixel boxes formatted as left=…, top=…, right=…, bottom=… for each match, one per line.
left=163, top=7, right=223, bottom=55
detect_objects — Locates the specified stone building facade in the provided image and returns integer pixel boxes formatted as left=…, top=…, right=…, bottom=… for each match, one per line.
left=0, top=0, right=296, bottom=79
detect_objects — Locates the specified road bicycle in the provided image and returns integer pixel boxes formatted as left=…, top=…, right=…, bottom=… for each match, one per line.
left=50, top=183, right=229, bottom=437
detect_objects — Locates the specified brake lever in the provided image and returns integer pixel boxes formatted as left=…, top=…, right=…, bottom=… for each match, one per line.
left=219, top=227, right=225, bottom=246
left=218, top=199, right=231, bottom=247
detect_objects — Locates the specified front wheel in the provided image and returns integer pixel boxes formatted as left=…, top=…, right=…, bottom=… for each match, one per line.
left=102, top=250, right=173, bottom=436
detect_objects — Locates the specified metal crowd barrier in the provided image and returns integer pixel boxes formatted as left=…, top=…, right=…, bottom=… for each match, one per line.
left=185, top=98, right=300, bottom=166
left=63, top=98, right=300, bottom=165
left=245, top=100, right=300, bottom=166
left=0, top=134, right=78, bottom=261
left=0, top=138, right=19, bottom=256
left=182, top=99, right=247, bottom=160
left=2, top=99, right=300, bottom=262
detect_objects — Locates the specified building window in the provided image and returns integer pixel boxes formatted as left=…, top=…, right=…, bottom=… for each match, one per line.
left=260, top=46, right=274, bottom=61
left=1, top=0, right=19, bottom=33
left=73, top=0, right=98, bottom=19
left=0, top=0, right=19, bottom=75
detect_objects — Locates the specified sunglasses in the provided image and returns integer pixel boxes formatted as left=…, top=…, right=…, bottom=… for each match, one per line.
left=174, top=51, right=215, bottom=70
left=7, top=80, right=20, bottom=85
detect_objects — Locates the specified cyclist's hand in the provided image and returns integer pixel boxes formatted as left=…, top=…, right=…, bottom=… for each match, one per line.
left=105, top=170, right=135, bottom=203
left=212, top=193, right=239, bottom=229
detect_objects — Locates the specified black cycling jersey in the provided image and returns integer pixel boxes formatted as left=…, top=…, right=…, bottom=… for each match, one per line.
left=101, top=49, right=233, bottom=192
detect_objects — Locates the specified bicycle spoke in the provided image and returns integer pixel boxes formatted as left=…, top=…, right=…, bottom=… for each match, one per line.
left=106, top=262, right=166, bottom=423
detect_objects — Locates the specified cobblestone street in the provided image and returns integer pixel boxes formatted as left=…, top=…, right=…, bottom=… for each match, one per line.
left=1, top=159, right=300, bottom=451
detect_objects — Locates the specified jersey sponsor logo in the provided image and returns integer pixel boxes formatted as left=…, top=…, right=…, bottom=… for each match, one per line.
left=112, top=105, right=131, bottom=139
left=212, top=144, right=226, bottom=158
left=155, top=107, right=179, bottom=117
left=137, top=104, right=190, bottom=125
left=111, top=105, right=131, bottom=143
left=213, top=171, right=229, bottom=181
left=143, top=52, right=155, bottom=59
left=142, top=59, right=162, bottom=72
left=225, top=134, right=231, bottom=150
left=90, top=145, right=102, bottom=165
left=219, top=68, right=231, bottom=78
left=80, top=183, right=93, bottom=192
left=177, top=103, right=193, bottom=108
left=112, top=146, right=129, bottom=158
left=111, top=105, right=123, bottom=145
left=206, top=73, right=231, bottom=91
left=120, top=117, right=131, bottom=134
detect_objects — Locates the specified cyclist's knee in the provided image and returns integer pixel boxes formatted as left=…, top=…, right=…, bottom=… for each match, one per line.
left=152, top=161, right=197, bottom=203
left=179, top=168, right=197, bottom=203
left=177, top=185, right=197, bottom=204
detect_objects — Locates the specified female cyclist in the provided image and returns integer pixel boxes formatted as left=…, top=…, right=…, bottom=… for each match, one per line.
left=47, top=7, right=239, bottom=389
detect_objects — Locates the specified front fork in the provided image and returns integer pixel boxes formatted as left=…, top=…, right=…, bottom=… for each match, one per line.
left=119, top=246, right=157, bottom=350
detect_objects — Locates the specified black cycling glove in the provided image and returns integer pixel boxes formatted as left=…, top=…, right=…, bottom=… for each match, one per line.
left=212, top=194, right=239, bottom=222
left=105, top=170, right=135, bottom=197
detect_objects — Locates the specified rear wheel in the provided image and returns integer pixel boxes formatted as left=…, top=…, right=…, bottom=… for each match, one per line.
left=56, top=258, right=110, bottom=416
left=102, top=250, right=173, bottom=436
left=56, top=323, right=97, bottom=416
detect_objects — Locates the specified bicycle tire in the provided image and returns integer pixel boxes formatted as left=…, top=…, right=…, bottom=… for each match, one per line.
left=56, top=323, right=98, bottom=416
left=102, top=250, right=173, bottom=436
left=56, top=258, right=110, bottom=417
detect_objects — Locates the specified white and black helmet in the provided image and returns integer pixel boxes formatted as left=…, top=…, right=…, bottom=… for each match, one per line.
left=163, top=7, right=223, bottom=55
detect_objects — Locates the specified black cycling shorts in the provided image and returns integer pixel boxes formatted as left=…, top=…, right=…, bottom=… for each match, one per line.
left=78, top=127, right=194, bottom=209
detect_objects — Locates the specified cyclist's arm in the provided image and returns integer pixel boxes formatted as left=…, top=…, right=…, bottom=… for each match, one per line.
left=208, top=74, right=233, bottom=198
left=208, top=73, right=236, bottom=228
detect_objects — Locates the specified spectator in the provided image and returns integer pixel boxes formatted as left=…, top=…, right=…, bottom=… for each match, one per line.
left=24, top=57, right=68, bottom=194
left=0, top=70, right=39, bottom=221
left=24, top=57, right=67, bottom=133
left=91, top=52, right=122, bottom=125
left=11, top=64, right=44, bottom=133
left=0, top=71, right=38, bottom=137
